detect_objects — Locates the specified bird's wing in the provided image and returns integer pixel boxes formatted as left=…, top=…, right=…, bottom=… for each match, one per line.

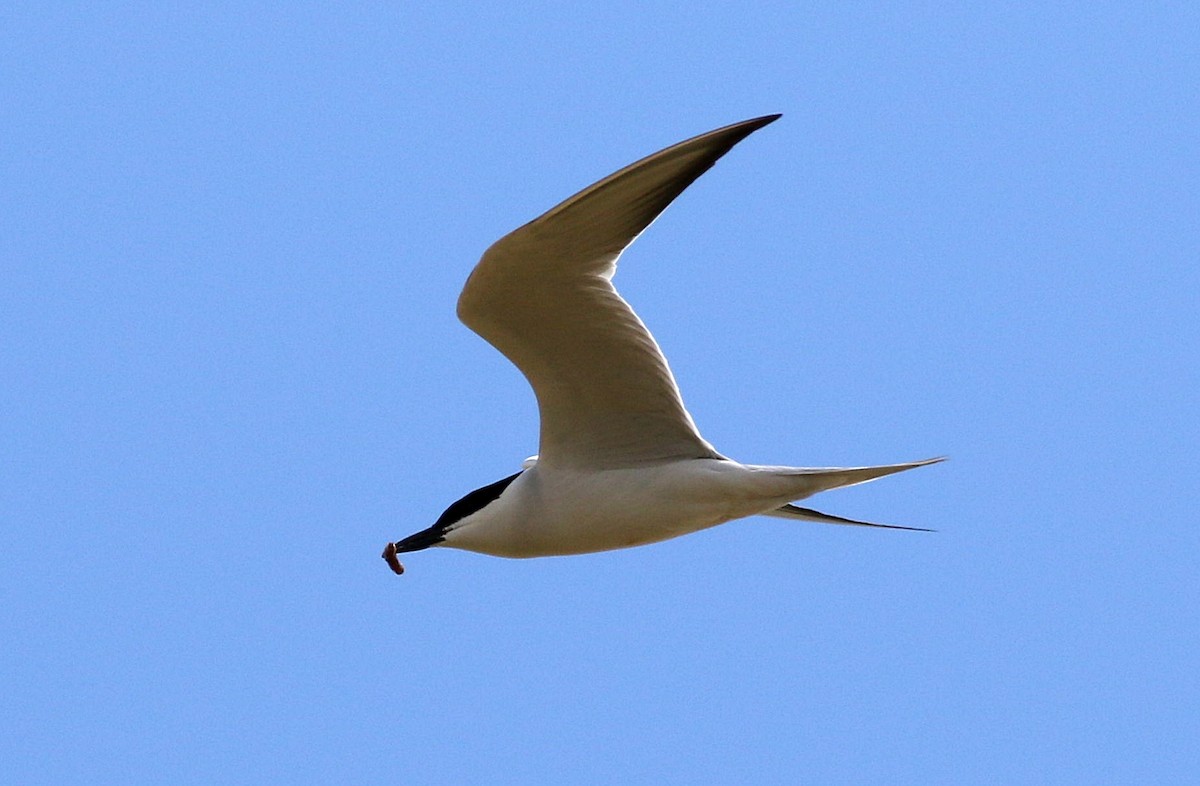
left=457, top=115, right=780, bottom=469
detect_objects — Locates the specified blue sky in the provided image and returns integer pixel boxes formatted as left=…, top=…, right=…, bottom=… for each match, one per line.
left=4, top=2, right=1197, bottom=783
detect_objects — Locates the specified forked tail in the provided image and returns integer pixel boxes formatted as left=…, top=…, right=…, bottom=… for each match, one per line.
left=750, top=456, right=945, bottom=531
left=765, top=503, right=934, bottom=531
left=767, top=456, right=944, bottom=495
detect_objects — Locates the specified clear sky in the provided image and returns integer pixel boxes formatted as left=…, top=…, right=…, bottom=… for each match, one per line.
left=4, top=2, right=1197, bottom=783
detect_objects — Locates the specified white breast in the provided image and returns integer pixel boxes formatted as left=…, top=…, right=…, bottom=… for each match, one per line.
left=440, top=459, right=776, bottom=558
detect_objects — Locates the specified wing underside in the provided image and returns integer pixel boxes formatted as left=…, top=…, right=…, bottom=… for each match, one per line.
left=457, top=115, right=781, bottom=468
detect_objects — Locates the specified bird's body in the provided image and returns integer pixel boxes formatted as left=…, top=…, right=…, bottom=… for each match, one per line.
left=383, top=114, right=941, bottom=574
left=445, top=460, right=742, bottom=558
left=432, top=457, right=938, bottom=559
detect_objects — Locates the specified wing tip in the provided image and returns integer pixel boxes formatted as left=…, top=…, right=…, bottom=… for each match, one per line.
left=748, top=112, right=783, bottom=127
left=712, top=113, right=782, bottom=146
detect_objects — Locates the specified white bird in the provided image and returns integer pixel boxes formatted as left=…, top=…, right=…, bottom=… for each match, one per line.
left=383, top=114, right=941, bottom=575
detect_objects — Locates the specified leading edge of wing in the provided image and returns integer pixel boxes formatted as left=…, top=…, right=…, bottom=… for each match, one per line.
left=461, top=114, right=781, bottom=293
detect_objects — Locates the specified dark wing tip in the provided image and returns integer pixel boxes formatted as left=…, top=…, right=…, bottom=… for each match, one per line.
left=681, top=112, right=782, bottom=158
left=548, top=113, right=783, bottom=249
left=740, top=113, right=783, bottom=130
left=706, top=114, right=782, bottom=144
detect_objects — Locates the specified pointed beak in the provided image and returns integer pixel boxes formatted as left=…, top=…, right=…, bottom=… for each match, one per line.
left=381, top=542, right=405, bottom=575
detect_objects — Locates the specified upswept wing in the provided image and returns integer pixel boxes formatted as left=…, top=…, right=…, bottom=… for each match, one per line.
left=457, top=115, right=780, bottom=468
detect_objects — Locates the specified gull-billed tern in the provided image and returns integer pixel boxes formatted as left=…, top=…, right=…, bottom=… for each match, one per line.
left=383, top=114, right=942, bottom=574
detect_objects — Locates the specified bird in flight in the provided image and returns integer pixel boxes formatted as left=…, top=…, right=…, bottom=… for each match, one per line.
left=383, top=114, right=941, bottom=575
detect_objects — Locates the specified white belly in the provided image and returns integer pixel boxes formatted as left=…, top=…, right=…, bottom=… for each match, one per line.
left=442, top=459, right=783, bottom=558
